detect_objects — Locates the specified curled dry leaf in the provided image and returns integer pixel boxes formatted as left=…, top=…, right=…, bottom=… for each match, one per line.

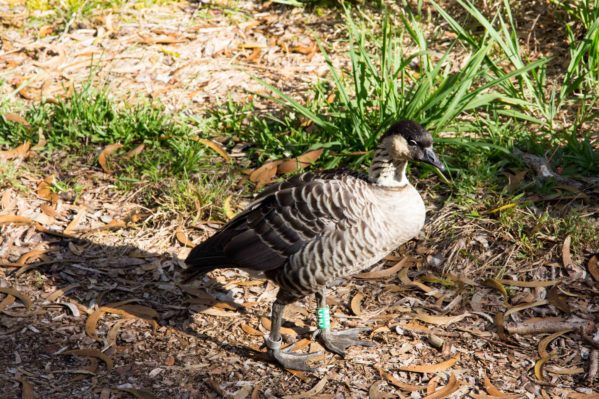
left=64, top=208, right=86, bottom=235
left=223, top=195, right=236, bottom=220
left=260, top=317, right=297, bottom=338
left=107, top=319, right=129, bottom=348
left=534, top=355, right=553, bottom=381
left=422, top=373, right=460, bottom=399
left=46, top=283, right=81, bottom=302
left=86, top=304, right=158, bottom=339
left=0, top=295, right=16, bottom=312
left=98, top=143, right=123, bottom=173
left=240, top=323, right=263, bottom=337
left=350, top=292, right=364, bottom=316
left=60, top=349, right=114, bottom=371
left=495, top=312, right=507, bottom=339
left=415, top=311, right=470, bottom=326
left=0, top=287, right=32, bottom=310
left=16, top=375, right=34, bottom=399
left=483, top=373, right=517, bottom=398
left=368, top=381, right=395, bottom=399
left=199, top=306, right=239, bottom=317
left=499, top=279, right=559, bottom=288
left=17, top=249, right=46, bottom=265
left=546, top=365, right=584, bottom=375
left=380, top=370, right=427, bottom=392
left=538, top=329, right=571, bottom=359
left=562, top=235, right=573, bottom=267
left=0, top=215, right=35, bottom=225
left=504, top=300, right=548, bottom=319
left=588, top=256, right=599, bottom=282
left=37, top=175, right=56, bottom=200
left=547, top=286, right=571, bottom=313
left=399, top=353, right=460, bottom=373
left=0, top=141, right=30, bottom=160
left=194, top=138, right=231, bottom=163
left=483, top=279, right=509, bottom=301
left=355, top=257, right=412, bottom=279
left=277, top=148, right=324, bottom=175
left=124, top=143, right=145, bottom=159
left=3, top=113, right=30, bottom=126
left=283, top=376, right=327, bottom=399
left=175, top=227, right=194, bottom=247
left=249, top=161, right=281, bottom=190
left=116, top=388, right=159, bottom=399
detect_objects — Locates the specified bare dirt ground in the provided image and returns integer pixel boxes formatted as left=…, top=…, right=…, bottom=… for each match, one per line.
left=1, top=1, right=598, bottom=398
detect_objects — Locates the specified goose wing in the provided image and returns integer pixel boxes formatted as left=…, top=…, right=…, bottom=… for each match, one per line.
left=185, top=171, right=367, bottom=274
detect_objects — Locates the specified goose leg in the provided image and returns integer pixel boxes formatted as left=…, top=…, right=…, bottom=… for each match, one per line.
left=265, top=298, right=323, bottom=371
left=315, top=288, right=374, bottom=357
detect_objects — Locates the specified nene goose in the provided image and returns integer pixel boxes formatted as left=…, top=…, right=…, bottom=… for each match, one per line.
left=185, top=120, right=444, bottom=370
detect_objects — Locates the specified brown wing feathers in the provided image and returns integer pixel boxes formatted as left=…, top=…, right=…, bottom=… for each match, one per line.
left=183, top=171, right=357, bottom=278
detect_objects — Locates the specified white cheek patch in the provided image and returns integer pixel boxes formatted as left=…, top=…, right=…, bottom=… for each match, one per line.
left=388, top=136, right=410, bottom=158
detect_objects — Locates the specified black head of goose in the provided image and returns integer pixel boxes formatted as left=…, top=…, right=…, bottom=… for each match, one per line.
left=184, top=120, right=443, bottom=370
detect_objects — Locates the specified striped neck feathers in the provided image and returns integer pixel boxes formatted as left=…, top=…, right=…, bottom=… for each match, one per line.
left=368, top=144, right=409, bottom=188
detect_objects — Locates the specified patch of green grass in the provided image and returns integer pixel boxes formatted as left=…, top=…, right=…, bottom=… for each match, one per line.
left=0, top=86, right=238, bottom=218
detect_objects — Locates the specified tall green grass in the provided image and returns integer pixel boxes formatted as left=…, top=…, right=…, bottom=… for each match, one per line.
left=255, top=5, right=546, bottom=169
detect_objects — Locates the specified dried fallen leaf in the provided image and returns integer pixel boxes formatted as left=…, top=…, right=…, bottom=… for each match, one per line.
left=0, top=295, right=16, bottom=312
left=0, top=287, right=32, bottom=310
left=534, top=355, right=553, bottom=381
left=175, top=226, right=194, bottom=247
left=546, top=365, right=585, bottom=375
left=98, top=143, right=123, bottom=173
left=64, top=208, right=85, bottom=235
left=483, top=279, right=509, bottom=301
left=483, top=373, right=516, bottom=398
left=283, top=376, right=327, bottom=399
left=495, top=312, right=507, bottom=339
left=277, top=148, right=324, bottom=175
left=350, top=292, right=364, bottom=316
left=588, top=256, right=599, bottom=282
left=504, top=300, right=548, bottom=318
left=422, top=373, right=460, bottom=399
left=45, top=283, right=80, bottom=302
left=399, top=354, right=460, bottom=373
left=60, top=349, right=114, bottom=371
left=355, top=257, right=412, bottom=279
left=86, top=304, right=158, bottom=339
left=415, top=312, right=470, bottom=326
left=547, top=286, right=571, bottom=313
left=116, top=388, right=159, bottom=399
left=124, top=143, right=145, bottom=159
left=0, top=215, right=35, bottom=225
left=249, top=161, right=281, bottom=190
left=37, top=175, right=56, bottom=201
left=0, top=141, right=30, bottom=160
left=499, top=279, right=559, bottom=288
left=368, top=380, right=395, bottom=399
left=538, top=329, right=571, bottom=359
left=107, top=319, right=128, bottom=348
left=16, top=375, right=34, bottom=399
left=562, top=235, right=573, bottom=267
left=3, top=113, right=30, bottom=126
left=199, top=306, right=239, bottom=317
left=380, top=370, right=427, bottom=392
left=16, top=249, right=45, bottom=266
left=260, top=317, right=297, bottom=338
left=223, top=195, right=236, bottom=220
left=240, top=323, right=263, bottom=336
left=193, top=138, right=231, bottom=162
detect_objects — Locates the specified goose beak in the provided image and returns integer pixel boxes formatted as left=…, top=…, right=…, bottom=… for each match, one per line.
left=420, top=147, right=445, bottom=171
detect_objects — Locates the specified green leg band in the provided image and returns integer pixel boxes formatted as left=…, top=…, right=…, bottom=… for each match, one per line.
left=317, top=307, right=330, bottom=329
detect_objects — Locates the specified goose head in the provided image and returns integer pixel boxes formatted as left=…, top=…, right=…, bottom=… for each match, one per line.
left=380, top=120, right=445, bottom=171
